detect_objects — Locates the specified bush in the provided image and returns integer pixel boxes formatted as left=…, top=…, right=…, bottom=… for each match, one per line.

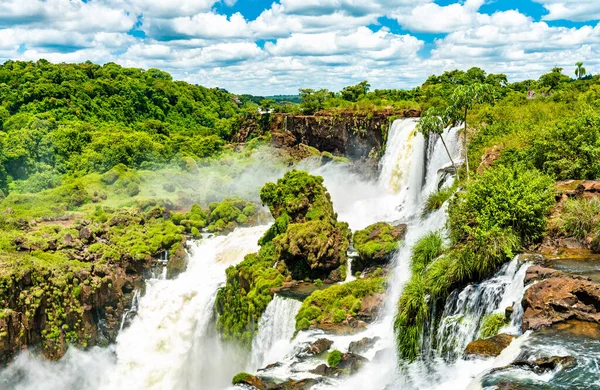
left=394, top=276, right=428, bottom=362
left=448, top=164, right=554, bottom=245
left=531, top=109, right=600, bottom=180
left=327, top=350, right=343, bottom=368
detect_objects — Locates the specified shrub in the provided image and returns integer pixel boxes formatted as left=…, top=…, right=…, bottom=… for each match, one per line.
left=479, top=313, right=507, bottom=338
left=448, top=164, right=554, bottom=245
left=327, top=350, right=343, bottom=368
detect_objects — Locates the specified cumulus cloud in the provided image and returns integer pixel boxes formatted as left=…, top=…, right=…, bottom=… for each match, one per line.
left=0, top=0, right=599, bottom=95
left=532, top=0, right=600, bottom=21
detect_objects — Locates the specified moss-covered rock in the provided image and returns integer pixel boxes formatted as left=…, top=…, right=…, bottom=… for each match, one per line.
left=295, top=277, right=385, bottom=332
left=352, top=222, right=406, bottom=270
left=274, top=220, right=351, bottom=280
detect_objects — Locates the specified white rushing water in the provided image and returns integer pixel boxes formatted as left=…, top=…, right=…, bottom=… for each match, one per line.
left=250, top=296, right=302, bottom=370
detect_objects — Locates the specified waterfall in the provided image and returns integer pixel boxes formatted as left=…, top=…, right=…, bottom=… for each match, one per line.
left=250, top=296, right=303, bottom=370
left=434, top=257, right=529, bottom=362
left=106, top=225, right=268, bottom=390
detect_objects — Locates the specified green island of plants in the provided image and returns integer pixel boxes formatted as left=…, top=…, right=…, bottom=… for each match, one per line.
left=215, top=170, right=351, bottom=347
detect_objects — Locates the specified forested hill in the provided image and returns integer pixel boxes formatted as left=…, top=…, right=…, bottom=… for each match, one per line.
left=0, top=60, right=241, bottom=192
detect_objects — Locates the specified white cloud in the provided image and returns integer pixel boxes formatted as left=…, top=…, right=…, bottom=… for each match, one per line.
left=390, top=0, right=488, bottom=33
left=532, top=0, right=600, bottom=21
left=144, top=12, right=250, bottom=40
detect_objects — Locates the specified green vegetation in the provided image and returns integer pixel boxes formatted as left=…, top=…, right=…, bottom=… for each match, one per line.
left=395, top=165, right=554, bottom=362
left=215, top=171, right=350, bottom=346
left=327, top=350, right=343, bottom=368
left=410, top=232, right=445, bottom=275
left=295, top=277, right=385, bottom=330
left=352, top=222, right=404, bottom=269
left=423, top=184, right=457, bottom=216
left=232, top=372, right=252, bottom=385
left=555, top=197, right=600, bottom=240
left=479, top=313, right=507, bottom=339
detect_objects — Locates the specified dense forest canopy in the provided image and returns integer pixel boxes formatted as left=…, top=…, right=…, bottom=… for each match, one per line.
left=1, top=60, right=599, bottom=199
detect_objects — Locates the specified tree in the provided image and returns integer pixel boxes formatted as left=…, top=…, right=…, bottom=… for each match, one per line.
left=340, top=81, right=371, bottom=102
left=575, top=61, right=587, bottom=80
left=299, top=88, right=331, bottom=114
left=416, top=107, right=459, bottom=181
left=447, top=83, right=497, bottom=181
left=539, top=67, right=568, bottom=93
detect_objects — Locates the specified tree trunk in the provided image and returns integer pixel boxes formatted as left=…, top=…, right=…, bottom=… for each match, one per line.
left=464, top=107, right=469, bottom=181
left=440, top=134, right=459, bottom=182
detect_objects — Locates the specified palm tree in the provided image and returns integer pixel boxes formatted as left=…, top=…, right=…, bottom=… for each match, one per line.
left=575, top=62, right=587, bottom=80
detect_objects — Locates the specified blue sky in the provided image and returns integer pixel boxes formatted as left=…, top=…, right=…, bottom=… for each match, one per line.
left=0, top=0, right=599, bottom=94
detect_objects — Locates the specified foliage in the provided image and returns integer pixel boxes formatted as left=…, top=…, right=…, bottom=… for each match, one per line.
left=423, top=184, right=457, bottom=215
left=295, top=277, right=385, bottom=330
left=479, top=313, right=507, bottom=338
left=232, top=372, right=252, bottom=385
left=394, top=276, right=428, bottom=362
left=558, top=197, right=600, bottom=240
left=352, top=222, right=403, bottom=265
left=410, top=232, right=444, bottom=275
left=328, top=350, right=343, bottom=368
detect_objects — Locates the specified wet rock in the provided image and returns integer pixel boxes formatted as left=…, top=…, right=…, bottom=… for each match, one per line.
left=522, top=274, right=600, bottom=331
left=464, top=334, right=516, bottom=358
left=511, top=355, right=576, bottom=373
left=348, top=336, right=380, bottom=354
left=357, top=294, right=385, bottom=322
left=524, top=265, right=564, bottom=284
left=271, top=281, right=328, bottom=300
left=505, top=305, right=514, bottom=321
left=337, top=352, right=368, bottom=372
left=257, top=362, right=283, bottom=372
left=310, top=363, right=342, bottom=377
left=166, top=239, right=187, bottom=279
left=234, top=374, right=265, bottom=390
left=265, top=378, right=319, bottom=390
left=305, top=338, right=333, bottom=355
left=313, top=319, right=368, bottom=335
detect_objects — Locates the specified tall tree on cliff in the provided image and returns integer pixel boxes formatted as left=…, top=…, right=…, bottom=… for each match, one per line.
left=417, top=107, right=459, bottom=181
left=447, top=83, right=497, bottom=181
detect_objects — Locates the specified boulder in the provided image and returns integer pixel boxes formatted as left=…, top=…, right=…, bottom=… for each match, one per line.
left=352, top=223, right=407, bottom=270
left=305, top=338, right=333, bottom=355
left=265, top=378, right=319, bottom=390
left=464, top=334, right=516, bottom=358
left=522, top=274, right=600, bottom=331
left=310, top=364, right=342, bottom=377
left=357, top=294, right=385, bottom=322
left=348, top=337, right=380, bottom=354
left=337, top=352, right=368, bottom=372
left=78, top=227, right=93, bottom=242
left=524, top=265, right=564, bottom=284
left=511, top=355, right=576, bottom=373
left=233, top=373, right=265, bottom=390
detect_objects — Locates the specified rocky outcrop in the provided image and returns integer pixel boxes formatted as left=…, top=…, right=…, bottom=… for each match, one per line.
left=522, top=270, right=600, bottom=331
left=271, top=281, right=329, bottom=300
left=352, top=222, right=407, bottom=271
left=464, top=334, right=515, bottom=358
left=356, top=293, right=385, bottom=322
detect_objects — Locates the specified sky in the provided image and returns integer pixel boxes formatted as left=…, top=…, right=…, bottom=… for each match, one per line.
left=0, top=0, right=599, bottom=95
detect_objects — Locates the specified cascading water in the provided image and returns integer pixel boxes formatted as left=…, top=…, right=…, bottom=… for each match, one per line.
left=250, top=296, right=302, bottom=370
left=434, top=257, right=529, bottom=362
